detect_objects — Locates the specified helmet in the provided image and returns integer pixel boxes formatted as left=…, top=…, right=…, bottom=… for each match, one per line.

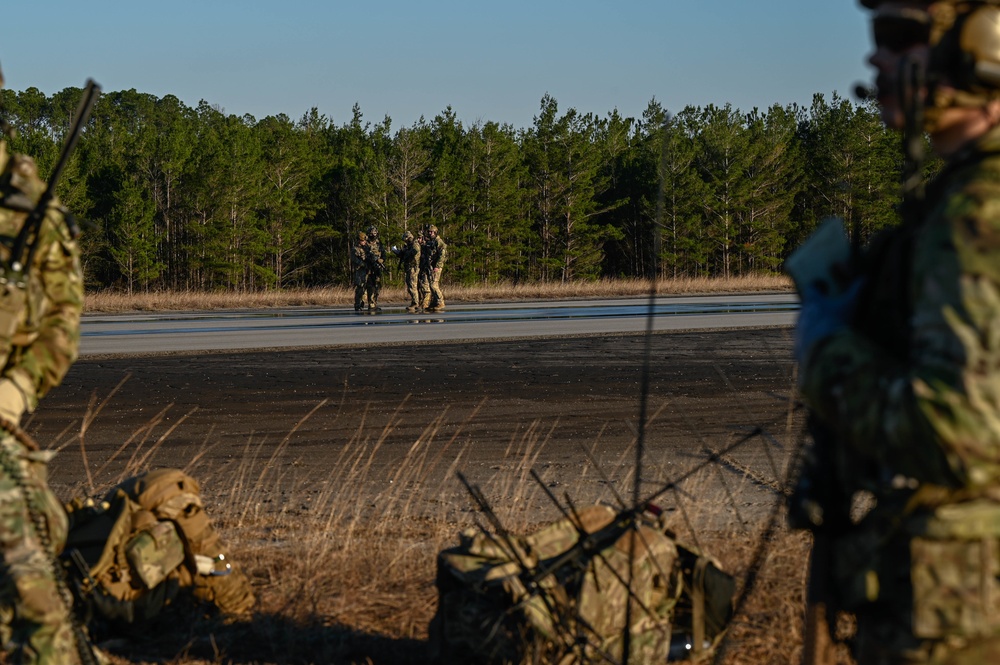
left=861, top=1, right=1000, bottom=130
left=367, top=225, right=378, bottom=237
left=925, top=2, right=1000, bottom=113
left=428, top=225, right=438, bottom=234
left=403, top=231, right=414, bottom=241
left=357, top=231, right=367, bottom=242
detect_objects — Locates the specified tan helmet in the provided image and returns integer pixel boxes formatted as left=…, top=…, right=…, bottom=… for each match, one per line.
left=403, top=231, right=414, bottom=242
left=861, top=1, right=1000, bottom=129
left=926, top=2, right=1000, bottom=111
left=428, top=224, right=438, bottom=234
left=357, top=231, right=367, bottom=242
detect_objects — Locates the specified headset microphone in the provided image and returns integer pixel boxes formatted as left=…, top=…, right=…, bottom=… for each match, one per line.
left=854, top=83, right=876, bottom=100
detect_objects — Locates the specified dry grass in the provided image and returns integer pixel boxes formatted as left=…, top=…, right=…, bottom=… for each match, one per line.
left=53, top=391, right=825, bottom=665
left=84, top=275, right=792, bottom=313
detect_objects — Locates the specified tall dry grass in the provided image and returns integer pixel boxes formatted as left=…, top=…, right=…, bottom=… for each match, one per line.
left=84, top=275, right=792, bottom=313
left=53, top=385, right=823, bottom=665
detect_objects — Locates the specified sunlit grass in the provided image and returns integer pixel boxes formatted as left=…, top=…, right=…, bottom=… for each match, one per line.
left=84, top=275, right=792, bottom=313
left=54, top=386, right=817, bottom=665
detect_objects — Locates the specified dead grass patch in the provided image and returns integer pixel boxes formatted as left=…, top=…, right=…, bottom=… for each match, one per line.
left=55, top=401, right=828, bottom=665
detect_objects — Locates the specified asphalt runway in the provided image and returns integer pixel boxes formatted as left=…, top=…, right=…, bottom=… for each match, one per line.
left=79, top=294, right=798, bottom=355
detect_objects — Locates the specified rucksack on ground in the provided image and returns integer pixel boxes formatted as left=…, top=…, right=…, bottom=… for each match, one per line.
left=62, top=468, right=255, bottom=625
left=429, top=503, right=735, bottom=664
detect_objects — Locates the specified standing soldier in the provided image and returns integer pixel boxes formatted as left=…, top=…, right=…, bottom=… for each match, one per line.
left=364, top=225, right=385, bottom=312
left=0, top=67, right=93, bottom=663
left=791, top=2, right=1000, bottom=662
left=391, top=231, right=421, bottom=313
left=417, top=226, right=432, bottom=313
left=424, top=224, right=447, bottom=312
left=351, top=231, right=368, bottom=313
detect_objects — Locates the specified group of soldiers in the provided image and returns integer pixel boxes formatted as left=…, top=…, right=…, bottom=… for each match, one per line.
left=352, top=223, right=447, bottom=313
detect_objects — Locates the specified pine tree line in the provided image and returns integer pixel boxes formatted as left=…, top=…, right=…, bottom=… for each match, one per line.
left=0, top=86, right=910, bottom=293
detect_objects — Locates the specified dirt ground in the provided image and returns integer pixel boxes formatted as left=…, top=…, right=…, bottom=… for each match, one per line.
left=32, top=326, right=800, bottom=511
left=27, top=326, right=807, bottom=664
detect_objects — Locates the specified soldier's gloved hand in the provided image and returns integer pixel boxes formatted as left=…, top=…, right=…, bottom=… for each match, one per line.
left=794, top=280, right=864, bottom=368
left=0, top=377, right=29, bottom=425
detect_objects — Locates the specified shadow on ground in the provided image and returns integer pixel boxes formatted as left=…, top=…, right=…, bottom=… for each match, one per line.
left=101, top=612, right=428, bottom=665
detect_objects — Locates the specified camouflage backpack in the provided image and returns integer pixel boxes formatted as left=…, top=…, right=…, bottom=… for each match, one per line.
left=429, top=504, right=735, bottom=665
left=62, top=468, right=255, bottom=625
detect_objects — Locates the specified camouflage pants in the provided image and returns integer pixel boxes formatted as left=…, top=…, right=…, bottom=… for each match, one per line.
left=404, top=267, right=419, bottom=307
left=353, top=269, right=367, bottom=310
left=847, top=525, right=1000, bottom=664
left=365, top=272, right=381, bottom=308
left=418, top=270, right=430, bottom=309
left=0, top=438, right=82, bottom=664
left=419, top=269, right=444, bottom=309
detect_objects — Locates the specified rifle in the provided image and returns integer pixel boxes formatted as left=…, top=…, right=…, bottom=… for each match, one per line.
left=0, top=79, right=99, bottom=361
left=797, top=58, right=928, bottom=665
left=5, top=79, right=100, bottom=280
left=798, top=418, right=853, bottom=665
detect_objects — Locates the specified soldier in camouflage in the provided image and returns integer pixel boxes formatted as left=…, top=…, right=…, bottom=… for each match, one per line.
left=0, top=67, right=90, bottom=663
left=793, top=2, right=1000, bottom=662
left=351, top=231, right=368, bottom=313
left=391, top=231, right=421, bottom=312
left=421, top=224, right=447, bottom=313
left=364, top=225, right=385, bottom=312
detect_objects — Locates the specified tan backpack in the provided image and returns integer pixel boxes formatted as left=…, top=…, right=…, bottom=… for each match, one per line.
left=429, top=504, right=735, bottom=664
left=63, top=468, right=255, bottom=623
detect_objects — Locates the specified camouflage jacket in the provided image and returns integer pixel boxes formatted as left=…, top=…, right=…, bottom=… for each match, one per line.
left=427, top=237, right=447, bottom=271
left=801, top=123, right=1000, bottom=504
left=0, top=141, right=83, bottom=411
left=351, top=242, right=367, bottom=272
left=366, top=239, right=385, bottom=274
left=395, top=242, right=420, bottom=271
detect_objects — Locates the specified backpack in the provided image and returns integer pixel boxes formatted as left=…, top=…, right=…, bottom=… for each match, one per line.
left=63, top=468, right=255, bottom=624
left=429, top=504, right=734, bottom=664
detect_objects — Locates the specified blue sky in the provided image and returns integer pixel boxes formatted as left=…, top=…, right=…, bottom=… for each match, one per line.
left=3, top=1, right=872, bottom=130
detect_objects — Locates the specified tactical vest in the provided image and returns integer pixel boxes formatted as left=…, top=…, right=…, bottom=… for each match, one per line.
left=429, top=504, right=735, bottom=665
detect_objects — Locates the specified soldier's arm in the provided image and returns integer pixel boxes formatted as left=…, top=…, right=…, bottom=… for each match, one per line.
left=801, top=172, right=1000, bottom=488
left=434, top=240, right=447, bottom=269
left=11, top=210, right=83, bottom=409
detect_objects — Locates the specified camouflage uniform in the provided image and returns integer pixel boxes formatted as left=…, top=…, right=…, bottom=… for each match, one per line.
left=364, top=228, right=385, bottom=311
left=391, top=232, right=421, bottom=312
left=420, top=225, right=447, bottom=312
left=0, top=138, right=87, bottom=663
left=417, top=230, right=432, bottom=311
left=351, top=232, right=368, bottom=312
left=795, top=4, right=1000, bottom=659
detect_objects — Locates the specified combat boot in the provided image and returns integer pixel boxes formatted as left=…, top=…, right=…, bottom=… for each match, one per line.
left=406, top=304, right=418, bottom=313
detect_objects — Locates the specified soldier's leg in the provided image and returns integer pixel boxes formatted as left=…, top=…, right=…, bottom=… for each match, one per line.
left=418, top=272, right=431, bottom=310
left=0, top=441, right=82, bottom=665
left=405, top=270, right=419, bottom=310
left=354, top=273, right=366, bottom=311
left=371, top=276, right=381, bottom=310
left=430, top=271, right=445, bottom=311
